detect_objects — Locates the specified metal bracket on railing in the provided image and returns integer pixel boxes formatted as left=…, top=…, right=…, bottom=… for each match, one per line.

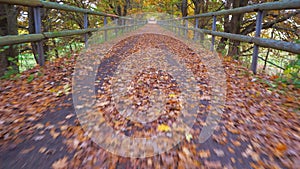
left=114, top=19, right=118, bottom=36
left=210, top=15, right=217, bottom=51
left=173, top=20, right=176, bottom=34
left=178, top=20, right=181, bottom=36
left=122, top=19, right=125, bottom=34
left=184, top=19, right=188, bottom=38
left=84, top=13, right=88, bottom=48
left=251, top=10, right=263, bottom=74
left=33, top=7, right=45, bottom=66
left=194, top=18, right=199, bottom=41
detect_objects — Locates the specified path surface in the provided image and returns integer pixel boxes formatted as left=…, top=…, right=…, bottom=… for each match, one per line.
left=0, top=24, right=299, bottom=169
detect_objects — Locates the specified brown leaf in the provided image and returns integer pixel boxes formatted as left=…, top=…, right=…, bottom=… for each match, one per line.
left=50, top=128, right=60, bottom=139
left=52, top=156, right=68, bottom=169
left=39, top=147, right=47, bottom=154
left=199, top=149, right=210, bottom=158
left=20, top=146, right=35, bottom=154
left=204, top=160, right=222, bottom=169
left=213, top=149, right=225, bottom=157
left=231, top=140, right=241, bottom=147
left=228, top=147, right=235, bottom=154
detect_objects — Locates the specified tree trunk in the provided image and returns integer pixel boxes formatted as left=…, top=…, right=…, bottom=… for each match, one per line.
left=181, top=0, right=188, bottom=17
left=0, top=4, right=19, bottom=76
left=227, top=0, right=248, bottom=57
left=217, top=1, right=231, bottom=51
left=216, top=0, right=248, bottom=57
left=191, top=0, right=207, bottom=42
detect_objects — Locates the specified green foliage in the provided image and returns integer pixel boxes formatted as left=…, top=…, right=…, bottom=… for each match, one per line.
left=0, top=67, right=20, bottom=80
left=277, top=55, right=300, bottom=88
left=1, top=55, right=20, bottom=80
left=276, top=40, right=300, bottom=88
left=19, top=53, right=37, bottom=72
left=0, top=46, right=10, bottom=52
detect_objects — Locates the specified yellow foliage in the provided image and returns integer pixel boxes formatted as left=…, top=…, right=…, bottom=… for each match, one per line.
left=157, top=124, right=171, bottom=132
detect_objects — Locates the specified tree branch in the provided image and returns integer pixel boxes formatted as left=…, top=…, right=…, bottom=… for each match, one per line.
left=241, top=10, right=300, bottom=35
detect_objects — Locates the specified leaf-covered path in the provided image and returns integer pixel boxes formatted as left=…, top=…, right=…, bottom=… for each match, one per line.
left=0, top=24, right=299, bottom=169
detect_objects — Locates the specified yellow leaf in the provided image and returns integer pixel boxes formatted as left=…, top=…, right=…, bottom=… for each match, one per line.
left=52, top=156, right=68, bottom=169
left=185, top=133, right=193, bottom=142
left=157, top=124, right=171, bottom=132
left=169, top=93, right=177, bottom=98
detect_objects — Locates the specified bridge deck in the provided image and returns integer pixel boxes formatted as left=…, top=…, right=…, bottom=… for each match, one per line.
left=0, top=24, right=299, bottom=169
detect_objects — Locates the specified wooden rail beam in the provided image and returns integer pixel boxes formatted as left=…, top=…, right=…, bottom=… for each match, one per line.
left=0, top=25, right=144, bottom=46
left=188, top=28, right=300, bottom=54
left=161, top=23, right=300, bottom=54
left=0, top=0, right=125, bottom=18
left=0, top=0, right=42, bottom=7
left=184, top=0, right=300, bottom=19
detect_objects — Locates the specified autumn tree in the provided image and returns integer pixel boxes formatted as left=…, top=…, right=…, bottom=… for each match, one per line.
left=0, top=4, right=19, bottom=76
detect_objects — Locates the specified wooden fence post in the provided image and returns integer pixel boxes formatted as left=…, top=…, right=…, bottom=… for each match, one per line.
left=84, top=13, right=88, bottom=48
left=251, top=10, right=263, bottom=74
left=210, top=15, right=216, bottom=51
left=33, top=7, right=44, bottom=66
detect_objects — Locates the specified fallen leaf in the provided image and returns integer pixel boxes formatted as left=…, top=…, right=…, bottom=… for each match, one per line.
left=228, top=147, right=235, bottom=154
left=98, top=101, right=110, bottom=107
left=60, top=125, right=68, bottom=131
left=276, top=142, right=287, bottom=152
left=231, top=157, right=236, bottom=163
left=185, top=133, right=193, bottom=142
left=231, top=140, right=241, bottom=147
left=34, top=123, right=44, bottom=129
left=204, top=160, right=222, bottom=168
left=228, top=128, right=240, bottom=134
left=213, top=149, right=225, bottom=157
left=199, top=149, right=210, bottom=158
left=65, top=114, right=74, bottom=119
left=250, top=151, right=260, bottom=162
left=182, top=147, right=191, bottom=156
left=50, top=129, right=60, bottom=139
left=33, top=135, right=45, bottom=141
left=274, top=142, right=287, bottom=157
left=39, top=147, right=47, bottom=153
left=157, top=124, right=171, bottom=132
left=52, top=156, right=68, bottom=169
left=20, top=146, right=35, bottom=154
left=169, top=93, right=177, bottom=98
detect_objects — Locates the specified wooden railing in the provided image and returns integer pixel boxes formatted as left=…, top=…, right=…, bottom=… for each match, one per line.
left=158, top=0, right=300, bottom=74
left=0, top=0, right=146, bottom=66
